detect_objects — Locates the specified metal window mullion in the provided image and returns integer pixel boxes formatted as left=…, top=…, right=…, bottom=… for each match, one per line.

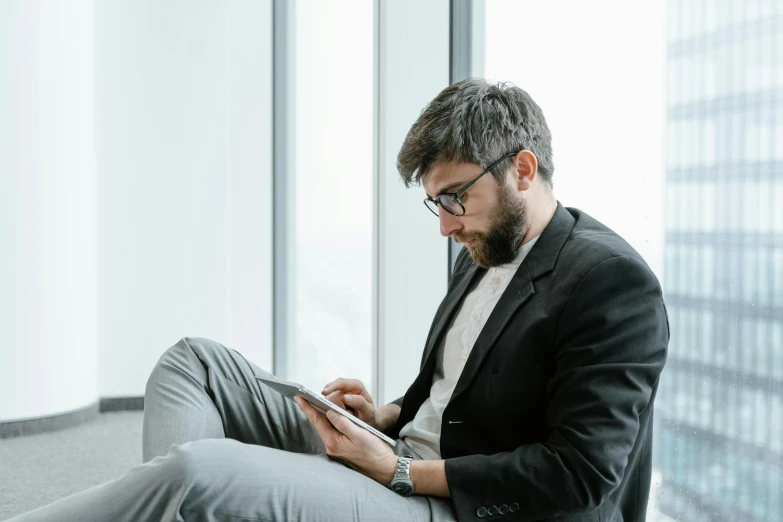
left=448, top=0, right=485, bottom=279
left=372, top=0, right=382, bottom=405
left=273, top=0, right=296, bottom=378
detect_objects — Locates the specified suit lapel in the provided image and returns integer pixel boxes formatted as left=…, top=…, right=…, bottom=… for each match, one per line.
left=449, top=264, right=534, bottom=403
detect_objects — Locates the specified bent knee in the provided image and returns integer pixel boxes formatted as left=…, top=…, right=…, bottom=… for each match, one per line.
left=146, top=338, right=223, bottom=384
left=145, top=339, right=193, bottom=400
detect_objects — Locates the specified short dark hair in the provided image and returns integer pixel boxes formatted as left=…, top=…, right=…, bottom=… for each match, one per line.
left=397, top=78, right=554, bottom=189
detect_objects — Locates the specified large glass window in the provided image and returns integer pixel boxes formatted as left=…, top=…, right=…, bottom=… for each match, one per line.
left=285, top=0, right=374, bottom=393
left=484, top=0, right=782, bottom=520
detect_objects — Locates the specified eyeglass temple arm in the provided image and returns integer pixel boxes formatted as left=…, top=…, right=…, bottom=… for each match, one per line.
left=453, top=170, right=489, bottom=198
left=453, top=152, right=517, bottom=198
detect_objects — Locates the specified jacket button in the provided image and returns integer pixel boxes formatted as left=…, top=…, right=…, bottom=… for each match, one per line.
left=509, top=502, right=520, bottom=512
left=488, top=505, right=498, bottom=516
left=476, top=506, right=488, bottom=518
left=498, top=504, right=509, bottom=515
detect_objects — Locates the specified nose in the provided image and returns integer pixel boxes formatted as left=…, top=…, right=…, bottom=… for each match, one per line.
left=439, top=209, right=463, bottom=238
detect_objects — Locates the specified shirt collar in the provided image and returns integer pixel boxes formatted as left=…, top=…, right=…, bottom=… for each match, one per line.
left=493, top=234, right=541, bottom=272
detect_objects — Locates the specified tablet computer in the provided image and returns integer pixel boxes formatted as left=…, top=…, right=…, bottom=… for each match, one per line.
left=256, top=375, right=397, bottom=447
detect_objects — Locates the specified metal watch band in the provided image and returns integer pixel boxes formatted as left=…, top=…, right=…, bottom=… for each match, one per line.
left=393, top=455, right=413, bottom=480
left=388, top=455, right=415, bottom=496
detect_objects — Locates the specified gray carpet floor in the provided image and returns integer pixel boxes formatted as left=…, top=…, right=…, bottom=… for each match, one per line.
left=0, top=411, right=143, bottom=521
left=0, top=411, right=676, bottom=522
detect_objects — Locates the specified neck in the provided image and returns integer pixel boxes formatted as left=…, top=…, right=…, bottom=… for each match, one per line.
left=522, top=190, right=557, bottom=245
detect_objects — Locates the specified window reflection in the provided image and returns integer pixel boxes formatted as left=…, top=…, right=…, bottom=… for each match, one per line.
left=484, top=0, right=781, bottom=518
left=661, top=2, right=783, bottom=518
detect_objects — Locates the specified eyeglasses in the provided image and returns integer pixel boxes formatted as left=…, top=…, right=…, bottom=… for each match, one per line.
left=423, top=152, right=517, bottom=217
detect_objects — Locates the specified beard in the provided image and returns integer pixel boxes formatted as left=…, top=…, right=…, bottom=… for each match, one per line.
left=454, top=183, right=528, bottom=268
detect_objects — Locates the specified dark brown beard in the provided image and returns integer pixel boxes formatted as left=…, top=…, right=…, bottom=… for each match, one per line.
left=455, top=183, right=528, bottom=268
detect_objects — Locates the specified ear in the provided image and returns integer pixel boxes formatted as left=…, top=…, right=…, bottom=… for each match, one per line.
left=512, top=150, right=538, bottom=191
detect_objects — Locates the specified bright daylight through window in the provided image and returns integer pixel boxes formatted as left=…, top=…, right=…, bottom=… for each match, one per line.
left=485, top=0, right=782, bottom=520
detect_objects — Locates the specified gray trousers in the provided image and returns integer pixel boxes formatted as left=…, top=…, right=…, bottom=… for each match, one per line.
left=9, top=337, right=457, bottom=522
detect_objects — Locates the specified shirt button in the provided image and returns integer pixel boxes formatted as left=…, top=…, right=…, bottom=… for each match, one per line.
left=491, top=276, right=501, bottom=285
left=461, top=354, right=467, bottom=362
left=471, top=314, right=479, bottom=323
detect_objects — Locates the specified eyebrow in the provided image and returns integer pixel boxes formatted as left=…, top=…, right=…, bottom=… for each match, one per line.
left=426, top=181, right=466, bottom=199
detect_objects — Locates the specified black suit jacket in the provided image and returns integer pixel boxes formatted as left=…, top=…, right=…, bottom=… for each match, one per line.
left=387, top=203, right=669, bottom=521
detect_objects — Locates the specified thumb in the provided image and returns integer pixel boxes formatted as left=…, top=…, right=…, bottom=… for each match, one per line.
left=326, top=410, right=359, bottom=437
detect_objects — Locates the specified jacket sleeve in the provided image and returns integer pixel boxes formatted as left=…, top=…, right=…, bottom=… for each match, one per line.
left=443, top=255, right=669, bottom=519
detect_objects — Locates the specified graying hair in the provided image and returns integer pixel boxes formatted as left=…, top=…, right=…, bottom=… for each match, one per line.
left=397, top=78, right=554, bottom=189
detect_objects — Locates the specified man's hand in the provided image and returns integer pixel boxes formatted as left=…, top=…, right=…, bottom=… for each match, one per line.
left=295, top=396, right=398, bottom=485
left=322, top=378, right=395, bottom=430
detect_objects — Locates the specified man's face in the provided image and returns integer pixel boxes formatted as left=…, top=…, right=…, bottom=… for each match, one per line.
left=423, top=161, right=528, bottom=268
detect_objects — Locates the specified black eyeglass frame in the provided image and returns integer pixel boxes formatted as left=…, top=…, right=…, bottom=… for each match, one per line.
left=423, top=152, right=518, bottom=217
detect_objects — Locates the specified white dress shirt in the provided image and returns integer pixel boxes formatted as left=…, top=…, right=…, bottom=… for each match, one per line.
left=399, top=235, right=541, bottom=460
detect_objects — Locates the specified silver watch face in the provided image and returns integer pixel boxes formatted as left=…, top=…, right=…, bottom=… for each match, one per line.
left=391, top=480, right=414, bottom=497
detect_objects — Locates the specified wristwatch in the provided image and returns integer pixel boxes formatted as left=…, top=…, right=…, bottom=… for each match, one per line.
left=388, top=455, right=415, bottom=496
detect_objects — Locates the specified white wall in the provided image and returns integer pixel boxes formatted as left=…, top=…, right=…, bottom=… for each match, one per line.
left=95, top=0, right=273, bottom=397
left=0, top=1, right=274, bottom=422
left=0, top=1, right=99, bottom=421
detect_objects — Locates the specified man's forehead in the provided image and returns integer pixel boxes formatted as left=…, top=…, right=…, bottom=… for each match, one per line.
left=422, top=160, right=480, bottom=196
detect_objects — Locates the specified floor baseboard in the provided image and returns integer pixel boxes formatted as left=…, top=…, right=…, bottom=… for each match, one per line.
left=0, top=396, right=144, bottom=439
left=0, top=402, right=100, bottom=439
left=99, top=396, right=144, bottom=413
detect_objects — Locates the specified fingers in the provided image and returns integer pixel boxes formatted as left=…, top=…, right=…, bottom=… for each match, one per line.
left=322, top=378, right=374, bottom=404
left=295, top=396, right=354, bottom=438
left=294, top=396, right=322, bottom=427
left=325, top=410, right=367, bottom=443
left=324, top=390, right=346, bottom=409
left=295, top=396, right=339, bottom=444
left=325, top=410, right=352, bottom=433
left=295, top=397, right=366, bottom=454
left=321, top=378, right=347, bottom=394
left=343, top=394, right=374, bottom=421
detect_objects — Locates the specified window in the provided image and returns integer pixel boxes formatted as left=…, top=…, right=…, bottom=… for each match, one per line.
left=283, top=0, right=374, bottom=393
left=481, top=1, right=782, bottom=520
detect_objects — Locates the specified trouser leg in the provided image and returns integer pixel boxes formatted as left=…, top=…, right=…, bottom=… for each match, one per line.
left=9, top=337, right=457, bottom=521
left=8, top=438, right=456, bottom=522
left=142, top=337, right=324, bottom=462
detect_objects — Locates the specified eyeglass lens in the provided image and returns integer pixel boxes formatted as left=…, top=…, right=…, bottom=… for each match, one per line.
left=425, top=195, right=464, bottom=216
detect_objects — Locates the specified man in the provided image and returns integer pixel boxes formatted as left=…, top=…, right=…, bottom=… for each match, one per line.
left=10, top=79, right=668, bottom=522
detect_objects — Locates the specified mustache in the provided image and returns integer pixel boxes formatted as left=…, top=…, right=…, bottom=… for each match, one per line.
left=454, top=233, right=483, bottom=244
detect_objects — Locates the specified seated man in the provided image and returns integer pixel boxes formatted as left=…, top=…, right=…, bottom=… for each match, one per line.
left=10, top=78, right=668, bottom=522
